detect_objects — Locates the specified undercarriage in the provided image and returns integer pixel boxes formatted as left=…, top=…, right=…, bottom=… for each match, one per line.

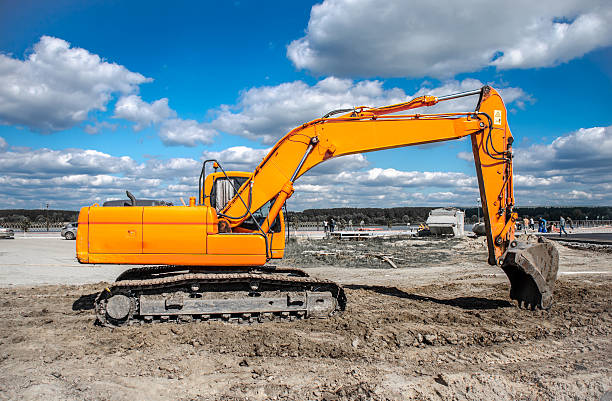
left=95, top=266, right=346, bottom=327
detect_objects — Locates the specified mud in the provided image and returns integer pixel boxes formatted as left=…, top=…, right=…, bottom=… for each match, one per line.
left=0, top=237, right=610, bottom=400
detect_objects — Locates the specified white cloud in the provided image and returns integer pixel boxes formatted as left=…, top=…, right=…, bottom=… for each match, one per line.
left=514, top=125, right=612, bottom=180
left=159, top=118, right=217, bottom=146
left=1, top=124, right=610, bottom=210
left=208, top=77, right=529, bottom=144
left=83, top=121, right=118, bottom=135
left=514, top=174, right=566, bottom=188
left=456, top=151, right=473, bottom=162
left=114, top=95, right=176, bottom=130
left=139, top=157, right=201, bottom=180
left=0, top=36, right=150, bottom=132
left=200, top=146, right=368, bottom=176
left=111, top=95, right=217, bottom=147
left=0, top=146, right=140, bottom=176
left=310, top=154, right=369, bottom=176
left=287, top=0, right=612, bottom=78
left=209, top=77, right=406, bottom=144
left=457, top=125, right=612, bottom=202
left=335, top=168, right=476, bottom=188
left=567, top=190, right=593, bottom=200
left=0, top=136, right=7, bottom=152
left=201, top=146, right=271, bottom=171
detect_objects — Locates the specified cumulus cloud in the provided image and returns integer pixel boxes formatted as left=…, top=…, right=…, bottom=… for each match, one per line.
left=83, top=121, right=118, bottom=135
left=0, top=36, right=150, bottom=132
left=567, top=190, right=594, bottom=200
left=287, top=0, right=612, bottom=78
left=114, top=95, right=176, bottom=130
left=0, top=139, right=199, bottom=208
left=309, top=154, right=369, bottom=176
left=455, top=125, right=612, bottom=205
left=208, top=77, right=529, bottom=144
left=209, top=77, right=406, bottom=144
left=1, top=124, right=610, bottom=209
left=334, top=168, right=475, bottom=188
left=111, top=95, right=217, bottom=147
left=200, top=145, right=369, bottom=175
left=201, top=146, right=271, bottom=171
left=159, top=118, right=217, bottom=146
left=0, top=147, right=140, bottom=176
left=142, top=157, right=201, bottom=180
left=514, top=125, right=612, bottom=182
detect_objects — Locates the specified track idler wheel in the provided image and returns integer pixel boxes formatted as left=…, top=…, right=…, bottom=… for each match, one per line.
left=500, top=238, right=559, bottom=309
left=95, top=289, right=136, bottom=327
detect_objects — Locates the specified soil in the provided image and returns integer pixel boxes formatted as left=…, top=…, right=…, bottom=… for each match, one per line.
left=0, top=237, right=610, bottom=400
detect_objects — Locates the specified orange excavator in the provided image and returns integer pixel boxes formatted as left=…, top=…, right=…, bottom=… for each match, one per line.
left=76, top=86, right=559, bottom=326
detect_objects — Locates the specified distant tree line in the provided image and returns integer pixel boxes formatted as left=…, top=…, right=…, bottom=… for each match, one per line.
left=287, top=206, right=612, bottom=225
left=1, top=206, right=610, bottom=228
left=0, top=209, right=78, bottom=224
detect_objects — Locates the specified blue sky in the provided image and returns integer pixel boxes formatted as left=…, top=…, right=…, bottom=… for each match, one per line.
left=1, top=0, right=611, bottom=210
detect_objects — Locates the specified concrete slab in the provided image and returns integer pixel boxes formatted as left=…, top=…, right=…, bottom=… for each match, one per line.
left=0, top=237, right=130, bottom=287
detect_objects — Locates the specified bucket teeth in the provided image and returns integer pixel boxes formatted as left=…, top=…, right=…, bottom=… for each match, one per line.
left=501, top=238, right=559, bottom=309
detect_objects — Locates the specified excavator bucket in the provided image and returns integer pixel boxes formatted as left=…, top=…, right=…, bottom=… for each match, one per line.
left=500, top=238, right=559, bottom=309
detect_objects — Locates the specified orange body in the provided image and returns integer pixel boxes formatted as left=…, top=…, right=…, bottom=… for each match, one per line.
left=78, top=86, right=515, bottom=267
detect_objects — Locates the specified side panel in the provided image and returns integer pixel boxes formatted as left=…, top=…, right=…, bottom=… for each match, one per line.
left=76, top=207, right=90, bottom=263
left=207, top=233, right=266, bottom=255
left=143, top=207, right=207, bottom=254
left=89, top=207, right=143, bottom=254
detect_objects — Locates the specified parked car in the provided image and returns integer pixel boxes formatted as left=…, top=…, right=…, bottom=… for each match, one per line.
left=61, top=222, right=78, bottom=240
left=0, top=226, right=15, bottom=239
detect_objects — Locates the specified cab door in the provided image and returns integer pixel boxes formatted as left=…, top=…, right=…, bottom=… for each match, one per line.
left=268, top=210, right=286, bottom=259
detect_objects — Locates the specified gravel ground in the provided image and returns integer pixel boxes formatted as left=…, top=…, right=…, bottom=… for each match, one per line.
left=0, top=235, right=610, bottom=400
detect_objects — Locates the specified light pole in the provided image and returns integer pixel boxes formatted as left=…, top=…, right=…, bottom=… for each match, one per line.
left=46, top=203, right=49, bottom=232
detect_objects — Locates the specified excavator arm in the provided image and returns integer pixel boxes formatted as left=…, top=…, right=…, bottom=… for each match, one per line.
left=217, top=86, right=558, bottom=308
left=221, top=87, right=509, bottom=262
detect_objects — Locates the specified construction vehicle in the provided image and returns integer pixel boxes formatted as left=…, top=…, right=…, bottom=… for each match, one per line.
left=76, top=86, right=559, bottom=327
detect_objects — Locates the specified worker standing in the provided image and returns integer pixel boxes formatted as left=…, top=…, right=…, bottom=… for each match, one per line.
left=523, top=217, right=529, bottom=234
left=323, top=220, right=328, bottom=233
left=529, top=217, right=535, bottom=230
left=559, top=216, right=568, bottom=236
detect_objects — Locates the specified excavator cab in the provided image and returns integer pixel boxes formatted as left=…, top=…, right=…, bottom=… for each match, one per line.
left=202, top=170, right=286, bottom=259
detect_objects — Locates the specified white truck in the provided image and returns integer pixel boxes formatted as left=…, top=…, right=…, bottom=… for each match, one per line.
left=425, top=208, right=465, bottom=237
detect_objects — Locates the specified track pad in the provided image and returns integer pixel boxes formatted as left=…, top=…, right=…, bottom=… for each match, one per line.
left=501, top=238, right=559, bottom=309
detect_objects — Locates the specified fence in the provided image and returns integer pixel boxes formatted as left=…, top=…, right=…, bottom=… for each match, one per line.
left=290, top=221, right=403, bottom=231
left=517, top=219, right=611, bottom=231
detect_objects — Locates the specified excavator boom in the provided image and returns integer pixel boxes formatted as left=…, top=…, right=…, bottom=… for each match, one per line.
left=78, top=86, right=558, bottom=326
left=222, top=87, right=511, bottom=263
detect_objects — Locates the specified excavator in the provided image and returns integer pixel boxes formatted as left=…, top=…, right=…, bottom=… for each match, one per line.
left=76, top=86, right=559, bottom=327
